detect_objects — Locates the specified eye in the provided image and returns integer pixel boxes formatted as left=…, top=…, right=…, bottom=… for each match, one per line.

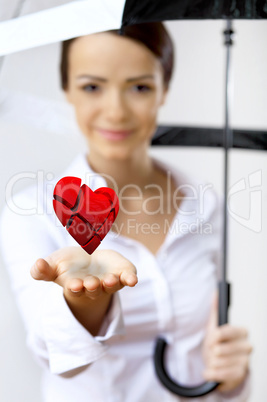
left=132, top=84, right=152, bottom=93
left=82, top=84, right=100, bottom=93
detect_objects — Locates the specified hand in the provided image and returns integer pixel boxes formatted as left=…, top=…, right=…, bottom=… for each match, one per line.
left=30, top=246, right=138, bottom=297
left=202, top=293, right=253, bottom=393
left=30, top=247, right=138, bottom=335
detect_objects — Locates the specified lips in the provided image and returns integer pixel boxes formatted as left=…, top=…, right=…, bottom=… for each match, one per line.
left=96, top=128, right=133, bottom=141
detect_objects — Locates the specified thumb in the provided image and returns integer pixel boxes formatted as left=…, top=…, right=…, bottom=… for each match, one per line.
left=203, top=291, right=219, bottom=361
left=206, top=291, right=219, bottom=337
left=30, top=258, right=58, bottom=282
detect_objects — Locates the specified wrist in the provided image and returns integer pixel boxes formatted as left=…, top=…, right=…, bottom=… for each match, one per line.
left=64, top=290, right=112, bottom=336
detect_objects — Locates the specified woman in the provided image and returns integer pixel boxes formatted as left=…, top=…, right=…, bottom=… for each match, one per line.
left=1, top=23, right=252, bottom=401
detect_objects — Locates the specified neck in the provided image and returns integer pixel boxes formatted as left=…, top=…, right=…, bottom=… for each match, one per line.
left=87, top=148, right=155, bottom=192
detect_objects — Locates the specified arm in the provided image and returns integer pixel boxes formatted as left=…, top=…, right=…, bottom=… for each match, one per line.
left=0, top=195, right=137, bottom=374
left=31, top=247, right=138, bottom=336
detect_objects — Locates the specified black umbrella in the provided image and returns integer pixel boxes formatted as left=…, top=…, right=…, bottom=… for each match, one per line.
left=120, top=0, right=267, bottom=398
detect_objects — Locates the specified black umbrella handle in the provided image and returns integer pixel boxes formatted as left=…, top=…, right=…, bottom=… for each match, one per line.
left=154, top=339, right=219, bottom=398
left=154, top=281, right=230, bottom=398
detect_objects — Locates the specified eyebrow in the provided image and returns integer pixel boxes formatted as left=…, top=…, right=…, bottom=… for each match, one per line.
left=126, top=74, right=155, bottom=82
left=76, top=74, right=155, bottom=82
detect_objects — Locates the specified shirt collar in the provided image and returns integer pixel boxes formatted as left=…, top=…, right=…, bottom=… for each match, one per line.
left=61, top=153, right=108, bottom=190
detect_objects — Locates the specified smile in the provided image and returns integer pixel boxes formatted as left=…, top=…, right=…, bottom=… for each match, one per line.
left=96, top=128, right=134, bottom=141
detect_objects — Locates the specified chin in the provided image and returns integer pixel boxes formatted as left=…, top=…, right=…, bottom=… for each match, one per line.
left=90, top=138, right=149, bottom=162
left=102, top=147, right=133, bottom=161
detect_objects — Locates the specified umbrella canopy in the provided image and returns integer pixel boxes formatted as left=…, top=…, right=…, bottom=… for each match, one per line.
left=0, top=0, right=125, bottom=55
left=1, top=0, right=266, bottom=54
left=122, top=0, right=267, bottom=23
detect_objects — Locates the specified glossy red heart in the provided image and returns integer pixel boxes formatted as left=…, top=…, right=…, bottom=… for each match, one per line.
left=53, top=176, right=119, bottom=254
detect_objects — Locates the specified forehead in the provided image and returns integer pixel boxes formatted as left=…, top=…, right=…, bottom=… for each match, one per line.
left=68, top=32, right=161, bottom=76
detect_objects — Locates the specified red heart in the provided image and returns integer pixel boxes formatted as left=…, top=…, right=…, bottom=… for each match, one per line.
left=53, top=176, right=119, bottom=254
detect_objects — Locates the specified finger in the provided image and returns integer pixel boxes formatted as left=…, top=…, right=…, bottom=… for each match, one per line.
left=203, top=364, right=248, bottom=384
left=207, top=352, right=250, bottom=371
left=102, top=273, right=121, bottom=294
left=30, top=258, right=58, bottom=281
left=65, top=278, right=84, bottom=297
left=83, top=276, right=102, bottom=299
left=206, top=291, right=218, bottom=334
left=209, top=325, right=248, bottom=345
left=84, top=275, right=101, bottom=292
left=212, top=339, right=253, bottom=358
left=120, top=271, right=138, bottom=287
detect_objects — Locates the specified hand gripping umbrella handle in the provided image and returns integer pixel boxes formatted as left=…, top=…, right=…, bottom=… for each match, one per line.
left=154, top=281, right=230, bottom=398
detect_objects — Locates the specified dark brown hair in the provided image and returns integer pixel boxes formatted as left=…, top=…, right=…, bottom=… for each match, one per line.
left=60, top=22, right=174, bottom=90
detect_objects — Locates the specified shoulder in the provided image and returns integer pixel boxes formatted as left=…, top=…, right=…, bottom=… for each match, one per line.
left=1, top=153, right=89, bottom=221
left=0, top=152, right=107, bottom=252
left=0, top=154, right=86, bottom=251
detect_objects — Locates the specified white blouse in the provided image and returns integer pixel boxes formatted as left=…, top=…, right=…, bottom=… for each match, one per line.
left=0, top=154, right=249, bottom=402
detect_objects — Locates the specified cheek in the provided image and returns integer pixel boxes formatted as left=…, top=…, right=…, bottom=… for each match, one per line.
left=74, top=102, right=96, bottom=132
left=135, top=98, right=161, bottom=127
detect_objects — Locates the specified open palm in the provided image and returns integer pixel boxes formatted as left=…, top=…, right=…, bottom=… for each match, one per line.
left=31, top=247, right=138, bottom=299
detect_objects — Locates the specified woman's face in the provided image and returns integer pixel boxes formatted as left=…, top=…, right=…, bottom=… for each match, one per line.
left=65, top=32, right=167, bottom=161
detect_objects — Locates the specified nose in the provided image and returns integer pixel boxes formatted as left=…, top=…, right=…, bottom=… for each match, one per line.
left=104, top=89, right=129, bottom=123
